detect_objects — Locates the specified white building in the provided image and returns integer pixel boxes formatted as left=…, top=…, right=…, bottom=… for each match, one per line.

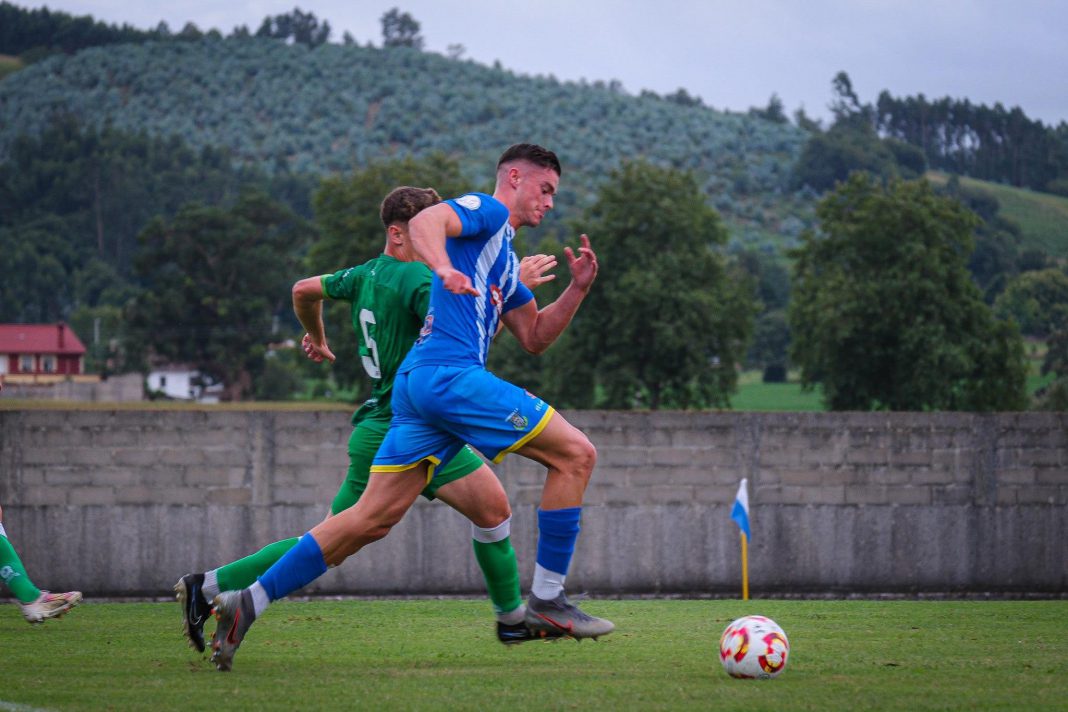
left=145, top=367, right=222, bottom=403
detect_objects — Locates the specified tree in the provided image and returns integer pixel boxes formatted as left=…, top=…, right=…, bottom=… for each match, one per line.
left=793, top=121, right=899, bottom=192
left=748, top=309, right=791, bottom=382
left=307, top=154, right=467, bottom=391
left=993, top=268, right=1068, bottom=338
left=1037, top=305, right=1068, bottom=410
left=126, top=192, right=312, bottom=400
left=565, top=161, right=755, bottom=409
left=789, top=173, right=1027, bottom=411
left=663, top=88, right=702, bottom=107
left=938, top=178, right=1022, bottom=302
left=380, top=8, right=423, bottom=49
left=0, top=116, right=313, bottom=325
left=829, top=71, right=864, bottom=122
left=749, top=94, right=788, bottom=124
left=256, top=8, right=331, bottom=47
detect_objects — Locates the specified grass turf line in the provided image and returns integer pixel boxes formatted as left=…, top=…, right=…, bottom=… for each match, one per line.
left=0, top=599, right=1065, bottom=710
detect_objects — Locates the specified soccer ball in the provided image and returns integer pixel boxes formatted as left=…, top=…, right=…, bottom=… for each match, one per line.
left=719, top=615, right=790, bottom=679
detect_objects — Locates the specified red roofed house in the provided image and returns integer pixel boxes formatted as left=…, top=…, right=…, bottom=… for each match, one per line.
left=0, top=323, right=87, bottom=379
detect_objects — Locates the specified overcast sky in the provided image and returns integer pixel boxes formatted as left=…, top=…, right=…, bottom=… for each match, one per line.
left=29, top=0, right=1068, bottom=126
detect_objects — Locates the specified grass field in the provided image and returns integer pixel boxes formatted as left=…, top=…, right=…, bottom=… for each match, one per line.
left=927, top=171, right=1068, bottom=259
left=0, top=54, right=23, bottom=81
left=1, top=599, right=1065, bottom=711
left=730, top=373, right=825, bottom=412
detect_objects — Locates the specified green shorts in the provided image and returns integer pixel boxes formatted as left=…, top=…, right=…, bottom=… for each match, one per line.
left=330, top=416, right=484, bottom=515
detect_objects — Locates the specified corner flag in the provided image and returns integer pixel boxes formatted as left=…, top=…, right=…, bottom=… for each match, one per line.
left=730, top=478, right=750, bottom=538
left=730, top=478, right=750, bottom=600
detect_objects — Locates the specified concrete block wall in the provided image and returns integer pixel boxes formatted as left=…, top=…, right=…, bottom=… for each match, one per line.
left=0, top=408, right=1064, bottom=597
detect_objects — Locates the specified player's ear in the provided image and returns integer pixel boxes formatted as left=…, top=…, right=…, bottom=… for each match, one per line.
left=387, top=223, right=405, bottom=245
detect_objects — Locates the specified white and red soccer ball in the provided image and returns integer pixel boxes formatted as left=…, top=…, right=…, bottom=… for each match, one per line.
left=719, top=615, right=790, bottom=679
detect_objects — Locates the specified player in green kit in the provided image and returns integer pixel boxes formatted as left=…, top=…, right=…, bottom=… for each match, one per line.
left=1, top=503, right=82, bottom=623
left=175, top=186, right=558, bottom=651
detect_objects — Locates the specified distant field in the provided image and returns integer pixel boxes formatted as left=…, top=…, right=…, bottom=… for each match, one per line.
left=0, top=54, right=23, bottom=81
left=730, top=372, right=825, bottom=412
left=0, top=599, right=1064, bottom=711
left=927, top=171, right=1068, bottom=258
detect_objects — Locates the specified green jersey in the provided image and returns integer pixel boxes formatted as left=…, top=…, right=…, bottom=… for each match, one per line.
left=321, top=255, right=431, bottom=425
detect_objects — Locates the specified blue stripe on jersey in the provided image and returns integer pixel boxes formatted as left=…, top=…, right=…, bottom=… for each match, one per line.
left=400, top=193, right=534, bottom=371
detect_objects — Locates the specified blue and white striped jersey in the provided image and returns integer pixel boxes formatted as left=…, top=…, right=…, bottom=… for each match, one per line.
left=399, top=192, right=534, bottom=371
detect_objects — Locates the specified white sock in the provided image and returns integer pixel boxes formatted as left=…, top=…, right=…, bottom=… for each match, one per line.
left=472, top=517, right=511, bottom=543
left=202, top=569, right=221, bottom=600
left=498, top=605, right=526, bottom=625
left=531, top=563, right=566, bottom=601
left=249, top=581, right=271, bottom=617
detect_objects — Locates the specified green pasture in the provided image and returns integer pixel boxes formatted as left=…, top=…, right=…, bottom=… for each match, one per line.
left=927, top=171, right=1068, bottom=258
left=0, top=54, right=22, bottom=81
left=0, top=599, right=1065, bottom=711
left=730, top=372, right=825, bottom=412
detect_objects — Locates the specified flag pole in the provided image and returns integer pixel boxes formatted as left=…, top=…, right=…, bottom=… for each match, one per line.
left=740, top=531, right=749, bottom=601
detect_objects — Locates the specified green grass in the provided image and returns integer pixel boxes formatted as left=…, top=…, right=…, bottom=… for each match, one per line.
left=0, top=54, right=23, bottom=81
left=2, top=599, right=1064, bottom=710
left=730, top=372, right=825, bottom=411
left=927, top=171, right=1068, bottom=259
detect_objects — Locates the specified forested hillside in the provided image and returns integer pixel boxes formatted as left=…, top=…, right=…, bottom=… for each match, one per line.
left=0, top=36, right=810, bottom=249
left=2, top=4, right=1063, bottom=409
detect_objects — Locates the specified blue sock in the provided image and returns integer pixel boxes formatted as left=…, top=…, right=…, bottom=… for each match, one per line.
left=536, top=507, right=582, bottom=576
left=257, top=532, right=328, bottom=601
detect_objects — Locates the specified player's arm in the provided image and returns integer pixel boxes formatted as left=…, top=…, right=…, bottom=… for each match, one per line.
left=501, top=235, right=597, bottom=355
left=494, top=254, right=559, bottom=338
left=408, top=203, right=479, bottom=296
left=292, top=276, right=336, bottom=363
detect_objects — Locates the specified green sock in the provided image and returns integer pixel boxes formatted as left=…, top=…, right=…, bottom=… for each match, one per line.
left=215, top=537, right=300, bottom=592
left=0, top=534, right=42, bottom=604
left=473, top=537, right=522, bottom=617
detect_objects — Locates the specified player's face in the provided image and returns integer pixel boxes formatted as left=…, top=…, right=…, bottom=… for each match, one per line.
left=513, top=164, right=558, bottom=228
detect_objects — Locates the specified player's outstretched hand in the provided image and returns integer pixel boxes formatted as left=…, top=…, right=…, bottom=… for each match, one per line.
left=438, top=267, right=480, bottom=296
left=565, top=234, right=598, bottom=292
left=302, top=333, right=336, bottom=363
left=519, top=254, right=558, bottom=290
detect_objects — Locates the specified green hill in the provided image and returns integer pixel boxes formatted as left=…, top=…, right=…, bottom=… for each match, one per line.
left=0, top=37, right=812, bottom=251
left=927, top=171, right=1068, bottom=259
left=0, top=53, right=20, bottom=79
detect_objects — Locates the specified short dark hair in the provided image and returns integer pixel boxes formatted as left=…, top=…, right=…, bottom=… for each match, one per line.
left=496, top=143, right=562, bottom=177
left=380, top=186, right=442, bottom=228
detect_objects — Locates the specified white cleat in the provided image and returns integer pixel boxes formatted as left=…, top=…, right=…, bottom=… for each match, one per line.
left=21, top=590, right=82, bottom=624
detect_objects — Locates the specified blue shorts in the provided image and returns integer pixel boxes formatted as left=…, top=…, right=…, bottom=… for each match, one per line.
left=371, top=364, right=555, bottom=478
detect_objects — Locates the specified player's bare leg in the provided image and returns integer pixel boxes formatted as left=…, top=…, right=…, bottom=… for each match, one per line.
left=210, top=467, right=427, bottom=671
left=309, top=464, right=429, bottom=565
left=435, top=465, right=561, bottom=643
left=517, top=413, right=614, bottom=640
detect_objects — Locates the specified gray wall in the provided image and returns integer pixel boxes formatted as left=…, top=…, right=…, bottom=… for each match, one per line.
left=0, top=408, right=1065, bottom=597
left=0, top=373, right=144, bottom=402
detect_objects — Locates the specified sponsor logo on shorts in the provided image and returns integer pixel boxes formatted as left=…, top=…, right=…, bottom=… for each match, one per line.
left=524, top=390, right=546, bottom=412
left=507, top=409, right=529, bottom=430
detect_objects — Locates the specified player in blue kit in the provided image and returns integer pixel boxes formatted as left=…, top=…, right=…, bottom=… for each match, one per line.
left=210, top=144, right=610, bottom=671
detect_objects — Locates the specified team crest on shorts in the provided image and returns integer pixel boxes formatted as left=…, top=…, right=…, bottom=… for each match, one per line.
left=506, top=409, right=528, bottom=430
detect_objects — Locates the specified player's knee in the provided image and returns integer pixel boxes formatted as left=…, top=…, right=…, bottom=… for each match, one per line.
left=370, top=511, right=405, bottom=540
left=484, top=499, right=512, bottom=529
left=568, top=433, right=597, bottom=479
